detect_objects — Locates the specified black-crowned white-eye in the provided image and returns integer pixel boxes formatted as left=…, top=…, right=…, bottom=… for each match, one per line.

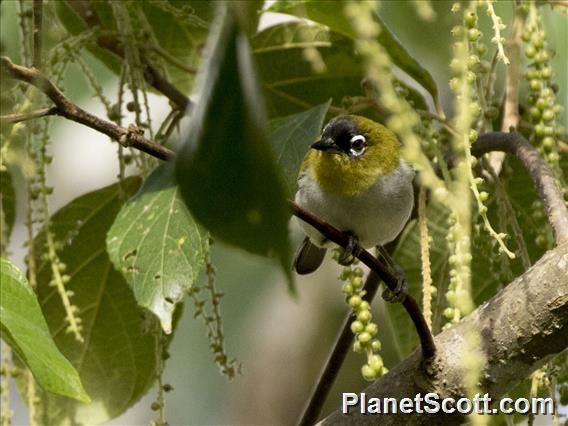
left=293, top=115, right=415, bottom=274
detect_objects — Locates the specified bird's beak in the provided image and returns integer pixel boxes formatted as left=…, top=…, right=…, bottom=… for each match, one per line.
left=311, top=138, right=337, bottom=152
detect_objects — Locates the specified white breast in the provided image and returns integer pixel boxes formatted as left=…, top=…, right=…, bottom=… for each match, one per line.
left=295, top=162, right=415, bottom=248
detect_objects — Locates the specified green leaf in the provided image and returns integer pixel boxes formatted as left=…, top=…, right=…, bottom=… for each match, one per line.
left=252, top=22, right=363, bottom=117
left=55, top=0, right=213, bottom=93
left=0, top=169, right=16, bottom=242
left=0, top=257, right=89, bottom=403
left=269, top=0, right=440, bottom=108
left=175, top=10, right=292, bottom=284
left=32, top=178, right=159, bottom=425
left=107, top=164, right=209, bottom=334
left=268, top=99, right=331, bottom=195
left=252, top=22, right=428, bottom=119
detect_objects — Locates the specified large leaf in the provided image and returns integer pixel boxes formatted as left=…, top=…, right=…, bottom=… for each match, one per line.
left=0, top=258, right=89, bottom=403
left=252, top=22, right=364, bottom=117
left=252, top=22, right=428, bottom=119
left=0, top=169, right=16, bottom=243
left=32, top=178, right=158, bottom=425
left=269, top=0, right=440, bottom=107
left=175, top=10, right=292, bottom=283
left=268, top=99, right=331, bottom=195
left=107, top=164, right=209, bottom=334
left=55, top=0, right=214, bottom=93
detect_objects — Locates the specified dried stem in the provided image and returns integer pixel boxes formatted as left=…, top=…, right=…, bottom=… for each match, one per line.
left=1, top=56, right=174, bottom=161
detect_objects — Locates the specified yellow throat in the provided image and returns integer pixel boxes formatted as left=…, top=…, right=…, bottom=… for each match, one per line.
left=305, top=116, right=401, bottom=198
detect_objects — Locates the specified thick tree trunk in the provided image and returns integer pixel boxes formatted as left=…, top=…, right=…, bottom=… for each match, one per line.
left=320, top=242, right=568, bottom=425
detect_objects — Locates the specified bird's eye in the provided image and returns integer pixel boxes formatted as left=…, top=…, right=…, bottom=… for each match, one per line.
left=349, top=135, right=366, bottom=156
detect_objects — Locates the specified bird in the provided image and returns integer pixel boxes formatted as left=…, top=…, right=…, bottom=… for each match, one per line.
left=293, top=114, right=415, bottom=285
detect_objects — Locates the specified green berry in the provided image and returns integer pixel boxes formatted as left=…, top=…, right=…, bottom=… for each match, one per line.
left=479, top=191, right=489, bottom=202
left=368, top=354, right=384, bottom=371
left=476, top=44, right=488, bottom=56
left=357, top=310, right=372, bottom=324
left=351, top=320, right=364, bottom=334
left=467, top=55, right=480, bottom=69
left=534, top=123, right=546, bottom=137
left=529, top=79, right=542, bottom=92
left=371, top=339, right=382, bottom=352
left=543, top=126, right=555, bottom=136
left=352, top=276, right=363, bottom=289
left=525, top=46, right=536, bottom=58
left=542, top=137, right=555, bottom=149
left=348, top=295, right=362, bottom=308
left=541, top=67, right=552, bottom=79
left=530, top=107, right=541, bottom=120
left=464, top=11, right=477, bottom=28
left=468, top=28, right=482, bottom=42
left=358, top=331, right=372, bottom=344
left=451, top=25, right=463, bottom=38
left=542, top=109, right=554, bottom=122
left=365, top=323, right=378, bottom=335
left=362, top=364, right=377, bottom=381
left=342, top=283, right=354, bottom=295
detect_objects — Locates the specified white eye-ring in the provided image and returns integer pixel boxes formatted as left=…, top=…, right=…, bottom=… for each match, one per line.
left=349, top=134, right=366, bottom=156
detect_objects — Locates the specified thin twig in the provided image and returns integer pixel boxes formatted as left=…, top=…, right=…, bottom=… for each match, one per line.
left=32, top=0, right=42, bottom=69
left=0, top=106, right=58, bottom=123
left=1, top=56, right=174, bottom=161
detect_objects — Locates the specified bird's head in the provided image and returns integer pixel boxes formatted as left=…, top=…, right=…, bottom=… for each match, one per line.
left=305, top=115, right=402, bottom=197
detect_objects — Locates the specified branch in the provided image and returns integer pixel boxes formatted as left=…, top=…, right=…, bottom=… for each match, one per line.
left=65, top=0, right=192, bottom=111
left=472, top=132, right=568, bottom=245
left=0, top=106, right=58, bottom=123
left=320, top=242, right=568, bottom=425
left=1, top=56, right=175, bottom=161
left=299, top=272, right=381, bottom=426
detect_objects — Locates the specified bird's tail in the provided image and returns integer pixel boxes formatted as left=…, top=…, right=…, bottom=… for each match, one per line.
left=293, top=237, right=326, bottom=275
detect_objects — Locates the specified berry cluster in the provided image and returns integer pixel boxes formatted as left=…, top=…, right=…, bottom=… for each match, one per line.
left=337, top=259, right=386, bottom=381
left=522, top=11, right=563, bottom=176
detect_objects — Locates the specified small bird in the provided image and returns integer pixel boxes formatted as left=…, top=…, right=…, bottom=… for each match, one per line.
left=293, top=114, right=415, bottom=280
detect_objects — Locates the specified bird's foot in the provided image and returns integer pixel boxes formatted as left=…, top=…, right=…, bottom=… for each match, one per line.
left=337, top=232, right=359, bottom=266
left=377, top=245, right=408, bottom=303
left=381, top=269, right=408, bottom=303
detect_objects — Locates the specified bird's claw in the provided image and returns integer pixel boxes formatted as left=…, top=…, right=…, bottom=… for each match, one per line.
left=381, top=272, right=408, bottom=303
left=338, top=232, right=359, bottom=266
left=377, top=246, right=408, bottom=303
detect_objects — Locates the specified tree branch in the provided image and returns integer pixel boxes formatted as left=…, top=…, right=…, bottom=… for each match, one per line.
left=320, top=242, right=568, bottom=425
left=1, top=56, right=175, bottom=161
left=0, top=106, right=58, bottom=123
left=65, top=0, right=192, bottom=112
left=473, top=131, right=568, bottom=245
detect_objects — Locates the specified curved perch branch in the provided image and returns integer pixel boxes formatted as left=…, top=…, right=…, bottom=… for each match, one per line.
left=473, top=131, right=568, bottom=245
